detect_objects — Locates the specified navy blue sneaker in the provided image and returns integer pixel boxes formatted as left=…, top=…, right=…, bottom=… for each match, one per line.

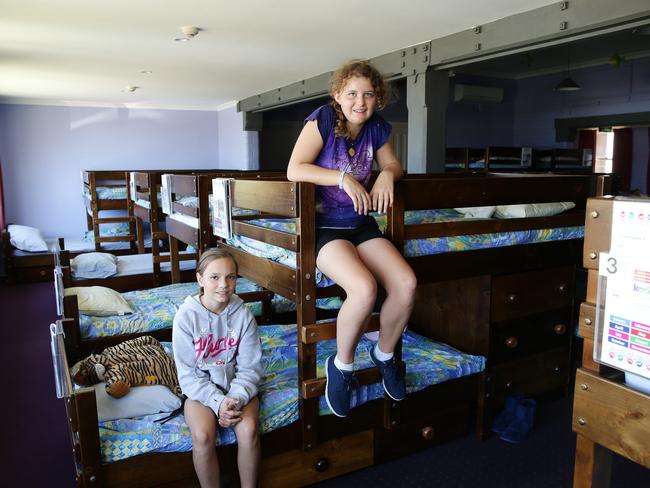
left=500, top=398, right=536, bottom=443
left=369, top=344, right=406, bottom=401
left=325, top=355, right=355, bottom=417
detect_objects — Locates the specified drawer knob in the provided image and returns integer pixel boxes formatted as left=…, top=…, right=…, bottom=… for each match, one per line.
left=557, top=283, right=567, bottom=293
left=421, top=426, right=435, bottom=440
left=577, top=417, right=587, bottom=426
left=580, top=383, right=589, bottom=391
left=554, top=324, right=567, bottom=335
left=40, top=270, right=46, bottom=277
left=590, top=210, right=599, bottom=219
left=505, top=336, right=518, bottom=349
left=584, top=318, right=592, bottom=326
left=553, top=365, right=561, bottom=373
left=589, top=252, right=597, bottom=260
left=507, top=294, right=518, bottom=303
left=314, top=458, right=329, bottom=473
left=505, top=380, right=513, bottom=389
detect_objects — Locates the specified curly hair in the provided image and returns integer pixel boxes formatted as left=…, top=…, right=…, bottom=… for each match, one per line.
left=329, top=60, right=390, bottom=139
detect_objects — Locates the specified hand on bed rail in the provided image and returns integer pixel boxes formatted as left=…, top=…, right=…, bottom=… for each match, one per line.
left=369, top=170, right=394, bottom=214
left=341, top=174, right=372, bottom=215
left=218, top=396, right=242, bottom=428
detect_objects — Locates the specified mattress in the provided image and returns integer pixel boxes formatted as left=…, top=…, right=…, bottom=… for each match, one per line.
left=83, top=186, right=128, bottom=200
left=78, top=280, right=340, bottom=339
left=97, top=327, right=486, bottom=462
left=225, top=209, right=583, bottom=286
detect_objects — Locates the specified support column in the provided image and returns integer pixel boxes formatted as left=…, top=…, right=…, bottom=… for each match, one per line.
left=405, top=68, right=449, bottom=174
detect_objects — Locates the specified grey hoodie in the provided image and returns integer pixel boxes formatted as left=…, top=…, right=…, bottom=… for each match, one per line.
left=172, top=294, right=262, bottom=417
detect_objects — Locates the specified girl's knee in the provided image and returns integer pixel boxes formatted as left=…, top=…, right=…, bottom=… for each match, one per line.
left=236, top=418, right=259, bottom=446
left=347, top=277, right=377, bottom=307
left=389, top=270, right=417, bottom=304
left=191, top=427, right=216, bottom=450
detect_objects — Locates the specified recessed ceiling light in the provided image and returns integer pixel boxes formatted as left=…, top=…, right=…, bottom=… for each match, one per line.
left=139, top=70, right=152, bottom=75
left=121, top=85, right=139, bottom=93
left=173, top=36, right=190, bottom=42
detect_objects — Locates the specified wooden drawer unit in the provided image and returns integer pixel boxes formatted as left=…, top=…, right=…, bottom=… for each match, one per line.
left=490, top=308, right=571, bottom=362
left=491, top=266, right=574, bottom=322
left=259, top=430, right=373, bottom=488
left=583, top=197, right=613, bottom=270
left=489, top=346, right=570, bottom=403
left=573, top=368, right=650, bottom=468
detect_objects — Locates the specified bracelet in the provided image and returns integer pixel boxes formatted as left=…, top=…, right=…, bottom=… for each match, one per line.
left=338, top=170, right=346, bottom=190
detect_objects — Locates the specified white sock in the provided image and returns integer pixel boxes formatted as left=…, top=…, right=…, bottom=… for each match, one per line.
left=334, top=355, right=354, bottom=372
left=374, top=343, right=394, bottom=361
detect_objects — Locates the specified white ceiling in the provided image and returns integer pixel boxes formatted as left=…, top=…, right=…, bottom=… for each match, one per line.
left=0, top=0, right=562, bottom=110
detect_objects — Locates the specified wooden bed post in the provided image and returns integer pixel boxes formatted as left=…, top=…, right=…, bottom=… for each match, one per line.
left=296, top=182, right=319, bottom=450
left=169, top=235, right=180, bottom=284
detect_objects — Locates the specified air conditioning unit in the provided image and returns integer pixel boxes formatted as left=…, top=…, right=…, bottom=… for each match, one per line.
left=453, top=84, right=504, bottom=103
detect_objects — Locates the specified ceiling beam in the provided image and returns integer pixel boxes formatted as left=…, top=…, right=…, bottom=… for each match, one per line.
left=238, top=0, right=650, bottom=113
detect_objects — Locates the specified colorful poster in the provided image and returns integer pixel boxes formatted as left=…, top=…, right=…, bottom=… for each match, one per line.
left=596, top=200, right=650, bottom=379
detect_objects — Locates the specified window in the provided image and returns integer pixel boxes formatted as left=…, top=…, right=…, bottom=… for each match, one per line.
left=594, top=131, right=614, bottom=173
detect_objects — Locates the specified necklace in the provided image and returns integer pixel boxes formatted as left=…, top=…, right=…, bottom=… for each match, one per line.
left=345, top=138, right=356, bottom=157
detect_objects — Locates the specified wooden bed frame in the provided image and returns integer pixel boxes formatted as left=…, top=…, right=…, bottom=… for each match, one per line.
left=573, top=196, right=650, bottom=487
left=59, top=172, right=611, bottom=486
left=485, top=146, right=531, bottom=171
left=391, top=172, right=611, bottom=437
left=444, top=147, right=485, bottom=172
left=82, top=170, right=137, bottom=253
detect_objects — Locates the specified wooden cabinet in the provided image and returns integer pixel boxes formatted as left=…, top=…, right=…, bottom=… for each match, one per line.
left=411, top=265, right=577, bottom=437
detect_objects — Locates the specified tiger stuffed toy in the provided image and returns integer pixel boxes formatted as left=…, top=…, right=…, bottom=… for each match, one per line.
left=74, top=335, right=182, bottom=399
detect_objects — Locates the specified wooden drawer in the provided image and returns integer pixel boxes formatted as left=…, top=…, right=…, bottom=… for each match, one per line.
left=374, top=404, right=472, bottom=463
left=490, top=308, right=571, bottom=363
left=15, top=265, right=54, bottom=283
left=260, top=430, right=373, bottom=488
left=573, top=368, right=650, bottom=468
left=491, top=266, right=574, bottom=322
left=489, top=346, right=570, bottom=402
left=583, top=197, right=613, bottom=270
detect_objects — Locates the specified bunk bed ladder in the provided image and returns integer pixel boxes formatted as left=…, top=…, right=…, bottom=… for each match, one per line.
left=296, top=182, right=319, bottom=450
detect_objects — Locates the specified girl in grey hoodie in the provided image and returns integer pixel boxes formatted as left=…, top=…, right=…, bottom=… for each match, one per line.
left=173, top=248, right=262, bottom=488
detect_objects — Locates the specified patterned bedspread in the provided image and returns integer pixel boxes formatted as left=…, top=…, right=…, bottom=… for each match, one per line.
left=225, top=210, right=583, bottom=286
left=97, top=326, right=485, bottom=462
left=79, top=281, right=341, bottom=339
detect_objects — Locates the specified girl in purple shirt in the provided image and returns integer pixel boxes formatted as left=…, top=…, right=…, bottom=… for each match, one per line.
left=287, top=60, right=416, bottom=417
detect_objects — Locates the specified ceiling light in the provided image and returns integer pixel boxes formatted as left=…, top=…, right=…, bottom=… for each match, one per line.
left=555, top=77, right=581, bottom=91
left=139, top=70, right=152, bottom=75
left=174, top=25, right=200, bottom=42
left=555, top=46, right=581, bottom=92
left=121, top=85, right=139, bottom=93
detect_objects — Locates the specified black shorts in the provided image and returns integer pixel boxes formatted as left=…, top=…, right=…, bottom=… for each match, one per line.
left=316, top=219, right=385, bottom=257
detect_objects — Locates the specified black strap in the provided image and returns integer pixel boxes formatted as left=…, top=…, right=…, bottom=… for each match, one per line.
left=156, top=395, right=186, bottom=424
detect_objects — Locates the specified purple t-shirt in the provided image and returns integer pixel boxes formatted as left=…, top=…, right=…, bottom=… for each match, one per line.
left=306, top=104, right=392, bottom=228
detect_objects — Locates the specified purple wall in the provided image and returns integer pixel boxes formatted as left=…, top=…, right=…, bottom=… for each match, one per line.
left=446, top=75, right=517, bottom=148
left=631, top=127, right=649, bottom=194
left=513, top=57, right=650, bottom=147
left=217, top=104, right=259, bottom=170
left=0, top=104, right=224, bottom=237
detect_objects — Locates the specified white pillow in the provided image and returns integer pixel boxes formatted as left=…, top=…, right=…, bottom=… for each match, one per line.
left=494, top=201, right=575, bottom=219
left=64, top=286, right=134, bottom=316
left=71, top=252, right=118, bottom=279
left=91, top=383, right=181, bottom=421
left=8, top=224, right=48, bottom=252
left=454, top=206, right=496, bottom=219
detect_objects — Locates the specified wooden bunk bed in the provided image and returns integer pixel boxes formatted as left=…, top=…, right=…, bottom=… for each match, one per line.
left=391, top=172, right=611, bottom=437
left=573, top=196, right=650, bottom=487
left=445, top=147, right=485, bottom=172
left=485, top=146, right=532, bottom=171
left=82, top=170, right=137, bottom=253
